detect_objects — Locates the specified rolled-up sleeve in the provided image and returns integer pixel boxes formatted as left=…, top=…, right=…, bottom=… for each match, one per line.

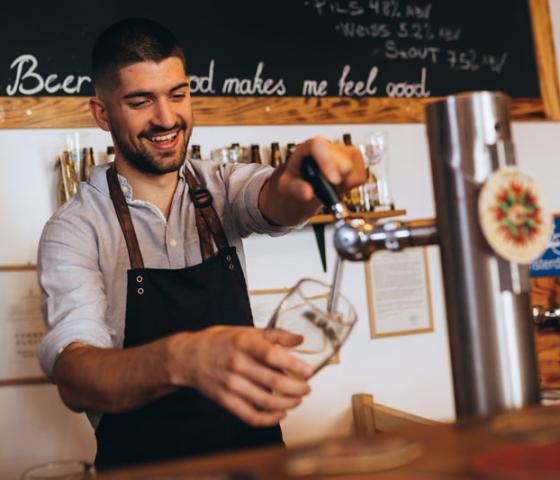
left=37, top=202, right=114, bottom=380
left=223, top=163, right=304, bottom=237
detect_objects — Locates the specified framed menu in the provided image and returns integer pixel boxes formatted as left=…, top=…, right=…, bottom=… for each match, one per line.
left=365, top=247, right=434, bottom=338
left=0, top=266, right=48, bottom=385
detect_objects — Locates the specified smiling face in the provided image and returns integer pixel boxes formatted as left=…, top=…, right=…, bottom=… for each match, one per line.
left=97, top=56, right=193, bottom=175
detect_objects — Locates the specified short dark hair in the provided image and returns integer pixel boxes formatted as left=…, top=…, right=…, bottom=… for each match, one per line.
left=92, top=18, right=186, bottom=89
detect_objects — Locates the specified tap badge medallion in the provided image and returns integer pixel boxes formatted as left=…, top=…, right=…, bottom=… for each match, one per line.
left=478, top=166, right=553, bottom=264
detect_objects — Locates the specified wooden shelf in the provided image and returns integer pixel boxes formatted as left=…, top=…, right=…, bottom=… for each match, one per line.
left=0, top=264, right=37, bottom=272
left=309, top=209, right=406, bottom=225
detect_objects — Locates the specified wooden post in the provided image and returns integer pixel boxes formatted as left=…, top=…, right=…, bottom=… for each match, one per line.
left=529, top=0, right=560, bottom=120
left=351, top=393, right=377, bottom=439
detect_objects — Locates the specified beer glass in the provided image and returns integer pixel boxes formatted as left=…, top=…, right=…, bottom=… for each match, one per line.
left=21, top=460, right=96, bottom=479
left=266, top=279, right=357, bottom=374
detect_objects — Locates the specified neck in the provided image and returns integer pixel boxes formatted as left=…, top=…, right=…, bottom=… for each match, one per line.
left=114, top=157, right=179, bottom=219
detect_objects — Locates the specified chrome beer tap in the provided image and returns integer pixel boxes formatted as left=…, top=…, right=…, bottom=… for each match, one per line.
left=300, top=157, right=439, bottom=262
left=302, top=91, right=544, bottom=421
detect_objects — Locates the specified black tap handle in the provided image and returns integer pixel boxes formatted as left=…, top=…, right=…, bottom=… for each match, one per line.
left=300, top=156, right=341, bottom=209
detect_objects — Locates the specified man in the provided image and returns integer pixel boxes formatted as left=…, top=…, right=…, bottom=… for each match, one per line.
left=38, top=18, right=365, bottom=468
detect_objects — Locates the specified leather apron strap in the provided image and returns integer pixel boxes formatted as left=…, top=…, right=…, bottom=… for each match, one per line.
left=106, top=165, right=144, bottom=269
left=183, top=165, right=229, bottom=255
left=106, top=163, right=229, bottom=266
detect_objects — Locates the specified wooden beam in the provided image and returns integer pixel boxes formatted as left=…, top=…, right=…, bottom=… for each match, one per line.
left=0, top=96, right=545, bottom=129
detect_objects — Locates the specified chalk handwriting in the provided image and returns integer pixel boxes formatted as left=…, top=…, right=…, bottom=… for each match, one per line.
left=6, top=54, right=90, bottom=96
left=336, top=21, right=391, bottom=38
left=385, top=40, right=441, bottom=63
left=338, top=65, right=378, bottom=96
left=305, top=0, right=434, bottom=20
left=302, top=79, right=329, bottom=96
left=386, top=67, right=430, bottom=97
left=221, top=62, right=286, bottom=95
left=447, top=49, right=509, bottom=74
left=190, top=60, right=216, bottom=94
left=306, top=0, right=365, bottom=17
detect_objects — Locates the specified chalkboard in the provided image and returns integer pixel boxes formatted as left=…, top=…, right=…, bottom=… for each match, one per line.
left=0, top=0, right=558, bottom=127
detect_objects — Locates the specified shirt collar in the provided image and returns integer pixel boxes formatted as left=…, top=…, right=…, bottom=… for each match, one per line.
left=89, top=161, right=188, bottom=201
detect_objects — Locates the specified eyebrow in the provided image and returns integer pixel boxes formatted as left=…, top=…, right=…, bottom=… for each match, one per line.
left=123, top=81, right=190, bottom=100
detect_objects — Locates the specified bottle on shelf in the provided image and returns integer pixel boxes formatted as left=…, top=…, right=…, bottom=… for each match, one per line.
left=229, top=143, right=242, bottom=163
left=250, top=144, right=262, bottom=164
left=56, top=158, right=66, bottom=206
left=341, top=133, right=364, bottom=212
left=270, top=142, right=282, bottom=168
left=81, top=147, right=95, bottom=182
left=285, top=143, right=296, bottom=164
left=60, top=150, right=79, bottom=202
left=191, top=144, right=202, bottom=160
left=106, top=146, right=115, bottom=163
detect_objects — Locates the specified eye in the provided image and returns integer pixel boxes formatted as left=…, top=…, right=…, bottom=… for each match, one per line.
left=171, top=92, right=187, bottom=101
left=127, top=98, right=152, bottom=108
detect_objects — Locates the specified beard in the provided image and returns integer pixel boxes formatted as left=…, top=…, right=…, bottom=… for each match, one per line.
left=113, top=120, right=191, bottom=176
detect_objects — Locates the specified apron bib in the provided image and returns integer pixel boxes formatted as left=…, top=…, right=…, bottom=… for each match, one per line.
left=94, top=164, right=282, bottom=468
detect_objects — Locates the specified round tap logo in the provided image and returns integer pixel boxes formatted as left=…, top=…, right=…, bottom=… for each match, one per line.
left=479, top=167, right=553, bottom=264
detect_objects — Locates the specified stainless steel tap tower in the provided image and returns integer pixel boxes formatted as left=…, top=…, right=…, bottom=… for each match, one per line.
left=329, top=91, right=541, bottom=420
left=425, top=92, right=540, bottom=418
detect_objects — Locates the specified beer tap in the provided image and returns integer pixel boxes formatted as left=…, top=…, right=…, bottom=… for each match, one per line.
left=303, top=91, right=548, bottom=421
left=301, top=156, right=439, bottom=263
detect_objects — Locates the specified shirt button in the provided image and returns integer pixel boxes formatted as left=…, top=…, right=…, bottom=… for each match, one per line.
left=226, top=255, right=232, bottom=262
left=136, top=275, right=143, bottom=283
left=229, top=264, right=235, bottom=271
left=169, top=239, right=177, bottom=247
left=137, top=287, right=144, bottom=295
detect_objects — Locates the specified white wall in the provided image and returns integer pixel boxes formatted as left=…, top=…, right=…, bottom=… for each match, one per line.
left=2, top=5, right=560, bottom=479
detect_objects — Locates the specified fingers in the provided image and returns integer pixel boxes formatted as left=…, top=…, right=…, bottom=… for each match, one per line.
left=215, top=385, right=287, bottom=427
left=227, top=349, right=311, bottom=397
left=285, top=136, right=366, bottom=195
left=224, top=369, right=304, bottom=411
left=237, top=331, right=313, bottom=380
left=287, top=137, right=342, bottom=184
left=188, top=327, right=313, bottom=427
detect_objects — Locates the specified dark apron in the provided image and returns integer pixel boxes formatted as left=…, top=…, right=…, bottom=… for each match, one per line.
left=94, top=164, right=282, bottom=469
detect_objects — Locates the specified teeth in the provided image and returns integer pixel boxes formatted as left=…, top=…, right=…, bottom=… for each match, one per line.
left=151, top=132, right=177, bottom=143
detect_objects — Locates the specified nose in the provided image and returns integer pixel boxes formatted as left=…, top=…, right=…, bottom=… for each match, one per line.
left=153, top=98, right=176, bottom=130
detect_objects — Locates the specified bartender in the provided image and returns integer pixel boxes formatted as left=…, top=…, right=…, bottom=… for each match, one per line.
left=37, top=18, right=365, bottom=468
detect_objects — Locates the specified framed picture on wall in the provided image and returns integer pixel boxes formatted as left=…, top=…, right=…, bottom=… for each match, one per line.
left=0, top=265, right=48, bottom=385
left=248, top=288, right=291, bottom=329
left=365, top=247, right=434, bottom=338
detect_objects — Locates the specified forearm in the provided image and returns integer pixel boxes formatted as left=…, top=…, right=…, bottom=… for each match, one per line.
left=258, top=168, right=321, bottom=226
left=53, top=333, right=191, bottom=413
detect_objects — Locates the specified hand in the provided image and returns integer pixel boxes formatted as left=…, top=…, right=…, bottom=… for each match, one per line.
left=258, top=136, right=366, bottom=225
left=171, top=326, right=313, bottom=427
left=279, top=136, right=366, bottom=202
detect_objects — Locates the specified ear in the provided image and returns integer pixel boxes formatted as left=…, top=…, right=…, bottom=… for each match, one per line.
left=89, top=96, right=111, bottom=132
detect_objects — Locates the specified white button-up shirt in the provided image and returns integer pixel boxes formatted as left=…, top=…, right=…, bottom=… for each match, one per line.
left=38, top=160, right=291, bottom=384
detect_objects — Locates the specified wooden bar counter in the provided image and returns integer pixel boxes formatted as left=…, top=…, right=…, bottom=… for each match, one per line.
left=100, top=405, right=560, bottom=479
